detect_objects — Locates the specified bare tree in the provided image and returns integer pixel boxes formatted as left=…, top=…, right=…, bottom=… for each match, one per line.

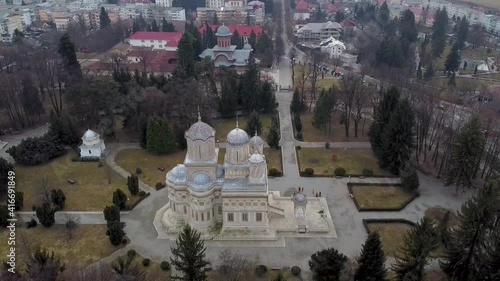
left=216, top=249, right=253, bottom=281
left=338, top=73, right=364, bottom=138
left=36, top=175, right=52, bottom=205
left=309, top=51, right=325, bottom=108
left=31, top=50, right=65, bottom=116
left=295, top=60, right=312, bottom=109
left=351, top=82, right=371, bottom=137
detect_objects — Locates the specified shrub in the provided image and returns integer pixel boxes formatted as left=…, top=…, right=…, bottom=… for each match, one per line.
left=269, top=168, right=282, bottom=177
left=127, top=249, right=136, bottom=259
left=325, top=142, right=330, bottom=149
left=296, top=145, right=301, bottom=150
left=65, top=220, right=76, bottom=229
left=122, top=238, right=128, bottom=245
left=304, top=168, right=314, bottom=176
left=97, top=162, right=103, bottom=168
left=139, top=190, right=146, bottom=197
left=362, top=168, right=374, bottom=176
left=6, top=134, right=66, bottom=165
left=334, top=167, right=346, bottom=177
left=26, top=218, right=38, bottom=228
left=291, top=266, right=301, bottom=276
left=296, top=132, right=303, bottom=141
left=135, top=167, right=142, bottom=175
left=255, top=265, right=267, bottom=277
left=160, top=261, right=170, bottom=271
left=142, top=258, right=150, bottom=267
left=155, top=182, right=163, bottom=188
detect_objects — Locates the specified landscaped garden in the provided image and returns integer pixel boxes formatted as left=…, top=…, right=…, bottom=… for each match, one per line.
left=115, top=148, right=186, bottom=188
left=211, top=114, right=273, bottom=142
left=11, top=152, right=140, bottom=211
left=365, top=221, right=414, bottom=257
left=297, top=147, right=387, bottom=176
left=0, top=224, right=121, bottom=272
left=350, top=184, right=417, bottom=211
left=293, top=112, right=371, bottom=142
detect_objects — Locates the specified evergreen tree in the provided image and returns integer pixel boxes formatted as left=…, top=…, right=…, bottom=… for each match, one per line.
left=368, top=87, right=400, bottom=157
left=379, top=99, right=415, bottom=174
left=309, top=248, right=348, bottom=281
left=335, top=11, right=346, bottom=23
left=177, top=32, right=196, bottom=77
left=455, top=17, right=469, bottom=50
left=255, top=33, right=273, bottom=54
left=249, top=30, right=257, bottom=49
left=431, top=8, right=448, bottom=58
left=240, top=56, right=261, bottom=112
left=162, top=17, right=169, bottom=31
left=378, top=1, right=390, bottom=27
left=48, top=112, right=79, bottom=146
left=99, top=7, right=111, bottom=29
left=399, top=9, right=418, bottom=43
left=259, top=81, right=277, bottom=113
left=231, top=30, right=242, bottom=49
left=400, top=163, right=420, bottom=190
left=35, top=203, right=56, bottom=227
left=103, top=204, right=120, bottom=224
left=58, top=33, right=82, bottom=78
left=137, top=114, right=148, bottom=149
left=313, top=5, right=325, bottom=22
left=474, top=65, right=478, bottom=75
left=354, top=232, right=387, bottom=281
left=213, top=13, right=219, bottom=25
left=127, top=175, right=139, bottom=196
left=312, top=89, right=335, bottom=135
left=14, top=191, right=23, bottom=211
left=106, top=220, right=125, bottom=246
left=444, top=44, right=461, bottom=74
left=218, top=67, right=239, bottom=118
left=294, top=113, right=302, bottom=133
left=290, top=88, right=305, bottom=113
left=246, top=111, right=263, bottom=136
left=393, top=217, right=439, bottom=281
left=185, top=22, right=203, bottom=57
left=151, top=19, right=159, bottom=32
left=267, top=114, right=280, bottom=149
left=416, top=64, right=423, bottom=80
left=203, top=23, right=216, bottom=48
left=424, top=63, right=435, bottom=80
left=50, top=189, right=66, bottom=210
left=446, top=117, right=484, bottom=190
left=112, top=189, right=128, bottom=210
left=0, top=205, right=8, bottom=227
left=0, top=157, right=14, bottom=196
left=146, top=116, right=176, bottom=154
left=440, top=183, right=500, bottom=280
left=170, top=224, right=211, bottom=281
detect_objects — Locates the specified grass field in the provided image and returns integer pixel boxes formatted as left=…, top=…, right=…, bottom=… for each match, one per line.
left=212, top=114, right=273, bottom=142
left=296, top=147, right=387, bottom=176
left=7, top=152, right=140, bottom=211
left=0, top=225, right=121, bottom=272
left=295, top=112, right=371, bottom=142
left=351, top=185, right=416, bottom=210
left=115, top=149, right=186, bottom=188
left=366, top=222, right=413, bottom=257
left=218, top=147, right=283, bottom=173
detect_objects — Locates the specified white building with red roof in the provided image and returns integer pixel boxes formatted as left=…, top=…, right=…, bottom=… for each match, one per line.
left=128, top=32, right=183, bottom=51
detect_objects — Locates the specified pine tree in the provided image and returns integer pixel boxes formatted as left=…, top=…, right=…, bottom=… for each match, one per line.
left=424, top=63, right=435, bottom=80
left=112, top=189, right=128, bottom=210
left=127, top=175, right=139, bottom=196
left=103, top=204, right=120, bottom=224
left=393, top=217, right=439, bottom=281
left=58, top=33, right=82, bottom=78
left=309, top=248, right=348, bottom=281
left=368, top=87, right=400, bottom=157
left=240, top=56, right=261, bottom=112
left=400, top=163, right=420, bottom=190
left=455, top=17, right=469, bottom=50
left=378, top=1, right=390, bottom=27
left=431, top=8, right=448, bottom=57
left=218, top=68, right=239, bottom=118
left=259, top=81, right=277, bottom=113
left=399, top=9, right=418, bottom=43
left=416, top=64, right=422, bottom=80
left=267, top=114, right=280, bottom=149
left=231, top=30, right=242, bottom=49
left=445, top=44, right=461, bottom=74
left=249, top=30, right=257, bottom=49
left=379, top=99, right=415, bottom=174
left=35, top=203, right=56, bottom=227
left=312, top=89, right=334, bottom=135
left=354, top=232, right=386, bottom=281
left=446, top=117, right=484, bottom=191
left=99, top=7, right=111, bottom=29
left=151, top=19, right=159, bottom=32
left=474, top=65, right=478, bottom=75
left=440, top=184, right=500, bottom=280
left=246, top=111, right=262, bottom=136
left=290, top=88, right=305, bottom=113
left=137, top=114, right=148, bottom=149
left=146, top=116, right=176, bottom=155
left=50, top=189, right=66, bottom=210
left=204, top=23, right=215, bottom=48
left=170, top=224, right=211, bottom=281
left=162, top=17, right=169, bottom=32
left=177, top=32, right=196, bottom=77
left=294, top=113, right=302, bottom=133
left=106, top=220, right=125, bottom=246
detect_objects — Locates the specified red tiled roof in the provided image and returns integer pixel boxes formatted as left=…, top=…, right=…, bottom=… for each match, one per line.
left=83, top=50, right=178, bottom=74
left=129, top=32, right=183, bottom=41
left=295, top=0, right=316, bottom=11
left=341, top=19, right=357, bottom=28
left=199, top=25, right=263, bottom=37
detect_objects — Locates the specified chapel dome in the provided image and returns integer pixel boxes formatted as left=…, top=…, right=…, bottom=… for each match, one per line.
left=293, top=193, right=307, bottom=205
left=167, top=164, right=186, bottom=183
left=185, top=117, right=215, bottom=141
left=82, top=129, right=99, bottom=142
left=215, top=25, right=232, bottom=37
left=193, top=172, right=210, bottom=185
left=249, top=153, right=264, bottom=164
left=226, top=127, right=249, bottom=145
left=250, top=134, right=264, bottom=146
left=243, top=43, right=252, bottom=50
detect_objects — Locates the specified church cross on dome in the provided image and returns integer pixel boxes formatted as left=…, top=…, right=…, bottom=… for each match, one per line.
left=236, top=114, right=239, bottom=128
left=197, top=106, right=201, bottom=121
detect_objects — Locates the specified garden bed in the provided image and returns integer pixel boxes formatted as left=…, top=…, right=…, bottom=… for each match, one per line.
left=363, top=219, right=416, bottom=257
left=348, top=183, right=417, bottom=211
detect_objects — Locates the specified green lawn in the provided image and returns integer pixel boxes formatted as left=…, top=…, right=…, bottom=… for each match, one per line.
left=115, top=149, right=186, bottom=188
left=8, top=152, right=139, bottom=211
left=297, top=147, right=386, bottom=176
left=218, top=147, right=282, bottom=173
left=366, top=222, right=413, bottom=257
left=296, top=112, right=371, bottom=142
left=211, top=114, right=273, bottom=142
left=0, top=225, right=122, bottom=273
left=351, top=185, right=416, bottom=210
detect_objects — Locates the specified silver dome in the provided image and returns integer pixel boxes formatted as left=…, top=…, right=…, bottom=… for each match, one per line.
left=186, top=120, right=215, bottom=141
left=215, top=25, right=232, bottom=37
left=293, top=193, right=307, bottom=205
left=249, top=153, right=264, bottom=164
left=250, top=135, right=264, bottom=146
left=189, top=172, right=212, bottom=191
left=167, top=164, right=186, bottom=183
left=82, top=129, right=99, bottom=141
left=226, top=128, right=249, bottom=145
left=243, top=43, right=252, bottom=50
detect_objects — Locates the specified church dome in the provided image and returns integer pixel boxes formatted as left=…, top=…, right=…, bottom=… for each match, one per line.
left=250, top=134, right=264, bottom=146
left=249, top=153, right=264, bottom=164
left=186, top=118, right=215, bottom=141
left=193, top=172, right=210, bottom=185
left=82, top=129, right=99, bottom=141
left=227, top=128, right=249, bottom=145
left=243, top=43, right=252, bottom=50
left=215, top=25, right=232, bottom=37
left=167, top=164, right=186, bottom=183
left=293, top=193, right=307, bottom=205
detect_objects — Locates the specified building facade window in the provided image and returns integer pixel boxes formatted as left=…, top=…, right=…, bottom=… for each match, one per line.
left=227, top=213, right=234, bottom=222
left=218, top=205, right=222, bottom=214
left=207, top=211, right=210, bottom=220
left=256, top=212, right=262, bottom=222
left=201, top=213, right=204, bottom=221
left=196, top=212, right=198, bottom=221
left=242, top=213, right=248, bottom=222
left=183, top=205, right=187, bottom=214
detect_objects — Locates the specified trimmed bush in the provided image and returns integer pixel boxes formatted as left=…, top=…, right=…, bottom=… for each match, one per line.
left=122, top=238, right=128, bottom=245
left=26, top=218, right=38, bottom=228
left=255, top=265, right=267, bottom=277
left=296, top=145, right=301, bottom=150
left=269, top=168, right=282, bottom=177
left=65, top=220, right=76, bottom=229
left=296, top=132, right=303, bottom=141
left=127, top=249, right=136, bottom=259
left=160, top=261, right=170, bottom=271
left=334, top=167, right=346, bottom=177
left=291, top=266, right=301, bottom=276
left=304, top=168, right=314, bottom=177
left=142, top=258, right=150, bottom=267
left=135, top=167, right=142, bottom=175
left=155, top=182, right=163, bottom=189
left=362, top=168, right=374, bottom=176
left=325, top=142, right=330, bottom=149
left=138, top=191, right=146, bottom=197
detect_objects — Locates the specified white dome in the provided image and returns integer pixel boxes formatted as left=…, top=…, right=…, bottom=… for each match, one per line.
left=226, top=128, right=249, bottom=145
left=243, top=43, right=252, bottom=50
left=249, top=153, right=264, bottom=164
left=215, top=25, right=231, bottom=37
left=193, top=172, right=210, bottom=185
left=82, top=129, right=99, bottom=141
left=186, top=120, right=215, bottom=141
left=250, top=135, right=264, bottom=146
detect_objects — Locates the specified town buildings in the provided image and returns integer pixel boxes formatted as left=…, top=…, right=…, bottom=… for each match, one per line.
left=197, top=0, right=265, bottom=25
left=129, top=31, right=183, bottom=51
left=295, top=21, right=342, bottom=43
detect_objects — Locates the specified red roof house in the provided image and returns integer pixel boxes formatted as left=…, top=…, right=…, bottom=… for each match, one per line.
left=129, top=32, right=184, bottom=51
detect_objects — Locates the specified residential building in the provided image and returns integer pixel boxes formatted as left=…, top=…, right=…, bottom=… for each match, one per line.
left=293, top=0, right=315, bottom=21
left=319, top=36, right=346, bottom=59
left=295, top=21, right=342, bottom=43
left=206, top=0, right=225, bottom=8
left=199, top=24, right=263, bottom=39
left=197, top=4, right=264, bottom=26
left=156, top=0, right=173, bottom=8
left=54, top=15, right=71, bottom=31
left=129, top=31, right=183, bottom=51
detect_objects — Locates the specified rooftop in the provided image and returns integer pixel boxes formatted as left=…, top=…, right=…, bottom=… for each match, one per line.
left=199, top=24, right=263, bottom=37
left=129, top=31, right=183, bottom=42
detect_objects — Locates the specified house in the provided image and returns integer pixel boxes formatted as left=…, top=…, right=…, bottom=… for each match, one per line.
left=129, top=32, right=183, bottom=51
left=295, top=21, right=342, bottom=43
left=293, top=0, right=316, bottom=21
left=319, top=36, right=346, bottom=59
